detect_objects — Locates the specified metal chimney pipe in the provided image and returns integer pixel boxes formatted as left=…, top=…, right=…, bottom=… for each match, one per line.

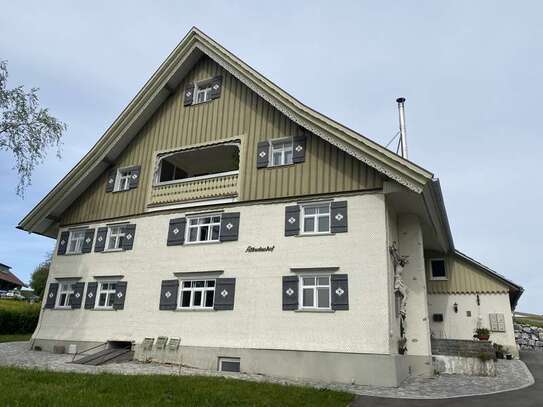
left=396, top=97, right=408, bottom=159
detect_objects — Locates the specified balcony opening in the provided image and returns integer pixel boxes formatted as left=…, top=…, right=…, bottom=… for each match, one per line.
left=156, top=142, right=240, bottom=185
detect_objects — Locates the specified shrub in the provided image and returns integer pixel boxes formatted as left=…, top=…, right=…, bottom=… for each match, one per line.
left=0, top=300, right=40, bottom=334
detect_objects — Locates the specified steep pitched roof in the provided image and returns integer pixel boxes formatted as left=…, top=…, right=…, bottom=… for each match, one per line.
left=18, top=27, right=433, bottom=237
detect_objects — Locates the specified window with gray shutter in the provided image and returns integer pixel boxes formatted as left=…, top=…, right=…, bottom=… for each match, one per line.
left=71, top=282, right=85, bottom=309
left=85, top=282, right=98, bottom=309
left=183, top=83, right=195, bottom=106
left=330, top=201, right=348, bottom=233
left=121, top=224, right=136, bottom=250
left=44, top=283, right=59, bottom=309
left=214, top=278, right=236, bottom=310
left=105, top=168, right=116, bottom=192
left=167, top=218, right=186, bottom=246
left=220, top=212, right=240, bottom=242
left=209, top=76, right=223, bottom=99
left=292, top=134, right=306, bottom=163
left=331, top=274, right=349, bottom=310
left=57, top=231, right=69, bottom=255
left=159, top=280, right=179, bottom=310
left=81, top=229, right=95, bottom=253
left=94, top=227, right=108, bottom=252
left=128, top=165, right=141, bottom=189
left=113, top=281, right=127, bottom=310
left=256, top=141, right=270, bottom=168
left=282, top=276, right=298, bottom=310
left=284, top=205, right=300, bottom=236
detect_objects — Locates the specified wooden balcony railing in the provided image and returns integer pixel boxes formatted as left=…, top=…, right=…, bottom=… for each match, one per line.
left=148, top=171, right=239, bottom=207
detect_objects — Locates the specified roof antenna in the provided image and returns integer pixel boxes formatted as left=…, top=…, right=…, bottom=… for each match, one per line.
left=396, top=97, right=408, bottom=159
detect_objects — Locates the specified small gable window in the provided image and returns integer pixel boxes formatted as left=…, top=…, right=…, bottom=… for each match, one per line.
left=66, top=230, right=86, bottom=254
left=115, top=169, right=133, bottom=192
left=302, top=203, right=330, bottom=234
left=271, top=139, right=293, bottom=167
left=430, top=258, right=447, bottom=280
left=195, top=83, right=212, bottom=104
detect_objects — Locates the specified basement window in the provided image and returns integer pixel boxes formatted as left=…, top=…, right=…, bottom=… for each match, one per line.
left=155, top=143, right=239, bottom=184
left=218, top=357, right=240, bottom=373
left=429, top=258, right=447, bottom=280
left=433, top=313, right=444, bottom=322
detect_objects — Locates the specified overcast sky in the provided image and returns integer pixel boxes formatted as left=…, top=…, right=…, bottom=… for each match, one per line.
left=1, top=1, right=541, bottom=313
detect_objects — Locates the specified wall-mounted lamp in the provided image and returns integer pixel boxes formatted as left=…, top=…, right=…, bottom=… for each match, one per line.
left=476, top=294, right=480, bottom=306
left=453, top=303, right=458, bottom=313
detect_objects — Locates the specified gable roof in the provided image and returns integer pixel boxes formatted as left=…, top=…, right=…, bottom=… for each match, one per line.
left=0, top=268, right=25, bottom=288
left=17, top=27, right=434, bottom=238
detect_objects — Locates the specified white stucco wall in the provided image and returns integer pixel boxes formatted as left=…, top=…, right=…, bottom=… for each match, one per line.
left=35, top=193, right=393, bottom=355
left=427, top=293, right=518, bottom=356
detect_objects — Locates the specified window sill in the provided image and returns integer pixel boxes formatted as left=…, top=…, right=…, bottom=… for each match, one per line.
left=64, top=252, right=83, bottom=256
left=190, top=99, right=214, bottom=107
left=184, top=241, right=221, bottom=247
left=430, top=277, right=448, bottom=281
left=294, top=309, right=335, bottom=313
left=92, top=308, right=116, bottom=311
left=175, top=308, right=216, bottom=312
left=102, top=248, right=125, bottom=253
left=296, top=232, right=334, bottom=237
left=265, top=163, right=295, bottom=170
left=53, top=307, right=74, bottom=311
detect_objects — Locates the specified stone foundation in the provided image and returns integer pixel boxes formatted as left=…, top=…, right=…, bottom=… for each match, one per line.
left=515, top=323, right=543, bottom=351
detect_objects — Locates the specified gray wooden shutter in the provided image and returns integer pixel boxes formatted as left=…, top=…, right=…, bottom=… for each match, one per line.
left=81, top=229, right=95, bottom=253
left=113, top=281, right=127, bottom=310
left=105, top=168, right=116, bottom=192
left=331, top=274, right=349, bottom=310
left=159, top=280, right=179, bottom=310
left=256, top=141, right=270, bottom=168
left=220, top=212, right=240, bottom=242
left=71, top=282, right=85, bottom=309
left=167, top=218, right=186, bottom=246
left=292, top=134, right=307, bottom=164
left=128, top=165, right=141, bottom=189
left=284, top=205, right=300, bottom=236
left=94, top=227, right=108, bottom=252
left=214, top=278, right=236, bottom=310
left=330, top=201, right=348, bottom=233
left=183, top=83, right=195, bottom=106
left=85, top=282, right=98, bottom=309
left=57, top=231, right=69, bottom=255
left=44, top=283, right=59, bottom=309
left=122, top=224, right=136, bottom=250
left=209, top=75, right=223, bottom=99
left=282, top=276, right=299, bottom=310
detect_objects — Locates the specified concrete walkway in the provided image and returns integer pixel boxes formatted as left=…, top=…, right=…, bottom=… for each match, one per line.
left=0, top=342, right=535, bottom=400
left=352, top=351, right=541, bottom=406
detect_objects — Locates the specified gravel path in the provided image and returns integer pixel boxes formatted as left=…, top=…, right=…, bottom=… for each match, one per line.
left=0, top=342, right=534, bottom=399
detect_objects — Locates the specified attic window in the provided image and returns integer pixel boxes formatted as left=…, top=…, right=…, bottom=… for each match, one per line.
left=195, top=83, right=212, bottom=104
left=156, top=143, right=240, bottom=184
left=430, top=259, right=447, bottom=280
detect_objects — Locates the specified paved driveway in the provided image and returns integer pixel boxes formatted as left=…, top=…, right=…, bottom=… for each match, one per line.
left=352, top=351, right=542, bottom=407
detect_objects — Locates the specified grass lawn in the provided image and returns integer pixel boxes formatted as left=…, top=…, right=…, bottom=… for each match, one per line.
left=0, top=334, right=31, bottom=343
left=0, top=367, right=354, bottom=407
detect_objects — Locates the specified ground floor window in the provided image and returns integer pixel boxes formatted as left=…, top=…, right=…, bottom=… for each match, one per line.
left=56, top=282, right=75, bottom=308
left=300, top=275, right=330, bottom=309
left=186, top=215, right=221, bottom=243
left=489, top=313, right=506, bottom=332
left=179, top=279, right=215, bottom=309
left=96, top=282, right=117, bottom=309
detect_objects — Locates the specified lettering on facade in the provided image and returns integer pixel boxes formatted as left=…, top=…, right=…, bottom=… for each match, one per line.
left=245, top=245, right=275, bottom=253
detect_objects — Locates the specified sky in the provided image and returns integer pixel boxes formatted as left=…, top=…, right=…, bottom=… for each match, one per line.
left=0, top=1, right=541, bottom=312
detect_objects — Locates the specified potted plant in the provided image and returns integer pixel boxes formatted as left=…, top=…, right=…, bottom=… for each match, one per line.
left=475, top=328, right=490, bottom=341
left=493, top=343, right=504, bottom=359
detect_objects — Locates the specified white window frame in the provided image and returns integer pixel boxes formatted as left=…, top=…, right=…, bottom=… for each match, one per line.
left=270, top=139, right=293, bottom=167
left=105, top=225, right=126, bottom=251
left=429, top=258, right=447, bottom=280
left=194, top=82, right=212, bottom=104
left=299, top=274, right=331, bottom=310
left=489, top=313, right=506, bottom=332
left=66, top=229, right=86, bottom=254
left=114, top=168, right=133, bottom=192
left=185, top=214, right=222, bottom=244
left=178, top=279, right=216, bottom=309
left=301, top=203, right=331, bottom=234
left=95, top=281, right=118, bottom=310
left=56, top=282, right=76, bottom=309
left=218, top=357, right=241, bottom=373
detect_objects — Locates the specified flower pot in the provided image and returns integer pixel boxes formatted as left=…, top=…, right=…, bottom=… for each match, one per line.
left=478, top=335, right=489, bottom=341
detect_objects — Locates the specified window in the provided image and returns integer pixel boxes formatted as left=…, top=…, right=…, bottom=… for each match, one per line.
left=179, top=280, right=215, bottom=309
left=218, top=357, right=240, bottom=373
left=433, top=313, right=444, bottom=322
left=186, top=215, right=221, bottom=243
left=271, top=140, right=293, bottom=166
left=114, top=169, right=133, bottom=192
left=194, top=83, right=212, bottom=104
left=56, top=282, right=75, bottom=308
left=489, top=313, right=506, bottom=332
left=300, top=275, right=330, bottom=309
left=430, top=259, right=447, bottom=280
left=302, top=203, right=330, bottom=234
left=106, top=225, right=125, bottom=250
left=96, top=282, right=117, bottom=309
left=66, top=230, right=85, bottom=254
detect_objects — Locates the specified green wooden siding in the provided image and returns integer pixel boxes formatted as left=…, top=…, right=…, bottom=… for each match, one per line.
left=61, top=56, right=383, bottom=226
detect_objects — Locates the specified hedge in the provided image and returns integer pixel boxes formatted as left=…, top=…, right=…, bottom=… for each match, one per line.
left=0, top=300, right=40, bottom=335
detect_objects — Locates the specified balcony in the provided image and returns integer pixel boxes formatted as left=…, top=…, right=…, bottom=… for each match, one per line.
left=148, top=142, right=240, bottom=208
